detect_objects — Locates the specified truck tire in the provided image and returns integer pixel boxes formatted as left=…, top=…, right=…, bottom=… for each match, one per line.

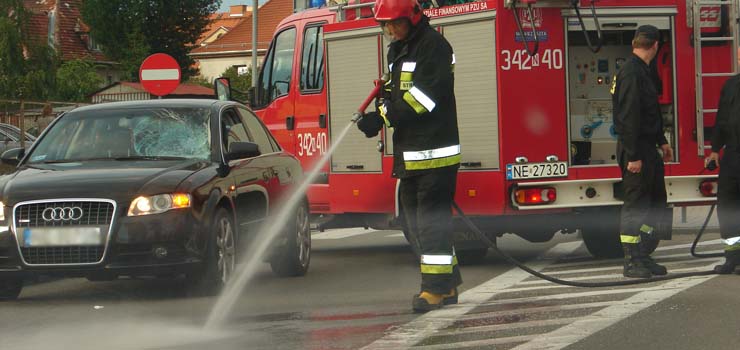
left=456, top=248, right=488, bottom=265
left=0, top=277, right=23, bottom=301
left=581, top=207, right=623, bottom=259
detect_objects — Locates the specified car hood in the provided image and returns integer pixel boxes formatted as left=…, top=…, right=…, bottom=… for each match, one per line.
left=0, top=160, right=211, bottom=206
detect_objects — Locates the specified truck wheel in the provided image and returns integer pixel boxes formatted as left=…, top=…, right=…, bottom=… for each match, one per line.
left=456, top=248, right=488, bottom=265
left=270, top=200, right=311, bottom=277
left=0, top=277, right=23, bottom=301
left=186, top=208, right=237, bottom=295
left=581, top=207, right=622, bottom=259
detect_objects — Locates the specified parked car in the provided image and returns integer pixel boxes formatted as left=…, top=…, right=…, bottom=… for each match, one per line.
left=0, top=99, right=310, bottom=300
left=0, top=123, right=34, bottom=155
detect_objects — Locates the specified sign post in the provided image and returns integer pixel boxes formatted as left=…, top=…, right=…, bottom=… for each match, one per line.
left=139, top=53, right=181, bottom=97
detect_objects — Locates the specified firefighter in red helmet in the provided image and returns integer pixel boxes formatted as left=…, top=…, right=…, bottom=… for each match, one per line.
left=356, top=0, right=462, bottom=312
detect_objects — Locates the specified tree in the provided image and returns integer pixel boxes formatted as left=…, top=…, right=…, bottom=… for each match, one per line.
left=82, top=0, right=221, bottom=81
left=56, top=60, right=103, bottom=102
left=220, top=66, right=252, bottom=93
left=0, top=0, right=58, bottom=100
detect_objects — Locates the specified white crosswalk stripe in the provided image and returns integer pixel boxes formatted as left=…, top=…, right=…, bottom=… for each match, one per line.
left=363, top=239, right=724, bottom=350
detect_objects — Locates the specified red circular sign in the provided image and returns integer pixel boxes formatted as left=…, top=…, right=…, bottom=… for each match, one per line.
left=139, top=53, right=181, bottom=96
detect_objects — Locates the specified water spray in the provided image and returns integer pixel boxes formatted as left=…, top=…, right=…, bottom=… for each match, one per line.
left=204, top=78, right=388, bottom=329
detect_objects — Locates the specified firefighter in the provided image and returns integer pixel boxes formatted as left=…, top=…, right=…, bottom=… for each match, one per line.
left=611, top=25, right=673, bottom=279
left=356, top=0, right=462, bottom=312
left=707, top=46, right=740, bottom=274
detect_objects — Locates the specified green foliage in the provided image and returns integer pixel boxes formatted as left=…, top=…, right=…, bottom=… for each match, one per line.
left=220, top=66, right=253, bottom=94
left=82, top=0, right=222, bottom=81
left=186, top=75, right=214, bottom=89
left=56, top=60, right=104, bottom=102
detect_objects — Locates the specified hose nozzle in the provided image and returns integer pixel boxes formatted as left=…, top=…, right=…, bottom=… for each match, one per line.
left=350, top=112, right=363, bottom=123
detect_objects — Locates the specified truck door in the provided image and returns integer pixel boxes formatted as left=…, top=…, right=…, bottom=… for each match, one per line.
left=254, top=27, right=298, bottom=156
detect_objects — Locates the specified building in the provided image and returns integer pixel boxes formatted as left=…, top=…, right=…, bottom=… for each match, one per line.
left=23, top=0, right=121, bottom=86
left=189, top=0, right=294, bottom=81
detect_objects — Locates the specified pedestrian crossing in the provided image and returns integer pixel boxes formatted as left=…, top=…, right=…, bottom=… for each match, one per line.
left=362, top=239, right=725, bottom=350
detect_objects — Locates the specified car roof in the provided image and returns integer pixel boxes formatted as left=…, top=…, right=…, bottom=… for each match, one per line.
left=68, top=99, right=238, bottom=114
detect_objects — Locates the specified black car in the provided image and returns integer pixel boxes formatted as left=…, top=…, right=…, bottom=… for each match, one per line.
left=0, top=99, right=310, bottom=300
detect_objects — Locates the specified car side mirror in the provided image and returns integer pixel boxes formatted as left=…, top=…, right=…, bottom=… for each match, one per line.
left=214, top=77, right=232, bottom=101
left=1, top=148, right=25, bottom=166
left=226, top=142, right=260, bottom=161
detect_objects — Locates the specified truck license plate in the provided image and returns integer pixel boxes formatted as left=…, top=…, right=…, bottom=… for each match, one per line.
left=506, top=161, right=568, bottom=180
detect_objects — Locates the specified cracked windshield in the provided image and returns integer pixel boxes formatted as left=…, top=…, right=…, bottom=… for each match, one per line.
left=1, top=1, right=739, bottom=350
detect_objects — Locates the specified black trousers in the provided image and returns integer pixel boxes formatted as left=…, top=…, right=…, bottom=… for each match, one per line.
left=718, top=154, right=740, bottom=240
left=618, top=143, right=669, bottom=242
left=399, top=167, right=462, bottom=294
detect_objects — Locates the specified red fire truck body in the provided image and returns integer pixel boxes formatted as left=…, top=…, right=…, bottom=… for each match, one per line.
left=248, top=0, right=737, bottom=261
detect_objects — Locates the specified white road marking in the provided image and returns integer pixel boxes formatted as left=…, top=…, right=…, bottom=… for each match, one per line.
left=541, top=258, right=717, bottom=276
left=456, top=301, right=615, bottom=321
left=386, top=233, right=405, bottom=238
left=312, top=228, right=379, bottom=240
left=655, top=239, right=722, bottom=251
left=433, top=317, right=581, bottom=337
left=360, top=242, right=583, bottom=350
left=412, top=334, right=539, bottom=350
left=510, top=271, right=717, bottom=350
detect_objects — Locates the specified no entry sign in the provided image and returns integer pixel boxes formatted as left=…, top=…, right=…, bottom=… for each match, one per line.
left=139, top=53, right=181, bottom=96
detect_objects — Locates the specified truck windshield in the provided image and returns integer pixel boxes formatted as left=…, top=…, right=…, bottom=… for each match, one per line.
left=26, top=107, right=212, bottom=163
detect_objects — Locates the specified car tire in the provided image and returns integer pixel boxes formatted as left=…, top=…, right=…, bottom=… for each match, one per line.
left=0, top=277, right=23, bottom=301
left=187, top=208, right=237, bottom=294
left=581, top=207, right=623, bottom=259
left=270, top=200, right=311, bottom=277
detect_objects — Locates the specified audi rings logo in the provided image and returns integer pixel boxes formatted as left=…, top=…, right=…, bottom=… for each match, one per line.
left=42, top=207, right=84, bottom=222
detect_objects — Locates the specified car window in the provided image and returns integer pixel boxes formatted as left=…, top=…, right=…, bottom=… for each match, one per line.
left=221, top=108, right=250, bottom=153
left=300, top=24, right=325, bottom=93
left=256, top=27, right=296, bottom=106
left=237, top=107, right=275, bottom=154
left=26, top=107, right=212, bottom=163
left=0, top=130, right=14, bottom=142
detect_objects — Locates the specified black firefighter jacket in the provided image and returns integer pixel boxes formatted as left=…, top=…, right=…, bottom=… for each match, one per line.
left=380, top=16, right=460, bottom=178
left=612, top=54, right=668, bottom=163
left=711, top=74, right=740, bottom=167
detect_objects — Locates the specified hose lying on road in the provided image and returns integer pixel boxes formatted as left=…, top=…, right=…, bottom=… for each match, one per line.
left=451, top=202, right=717, bottom=288
left=690, top=204, right=723, bottom=258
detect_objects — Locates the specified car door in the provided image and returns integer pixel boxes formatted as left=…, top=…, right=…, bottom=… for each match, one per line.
left=236, top=106, right=297, bottom=213
left=220, top=107, right=273, bottom=238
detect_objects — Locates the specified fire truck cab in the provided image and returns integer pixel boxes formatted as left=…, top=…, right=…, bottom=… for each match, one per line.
left=245, top=0, right=737, bottom=263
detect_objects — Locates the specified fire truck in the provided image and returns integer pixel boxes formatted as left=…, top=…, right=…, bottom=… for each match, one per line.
left=243, top=0, right=738, bottom=263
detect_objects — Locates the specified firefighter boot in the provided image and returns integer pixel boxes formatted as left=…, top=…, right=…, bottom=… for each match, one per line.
left=622, top=243, right=652, bottom=278
left=714, top=249, right=740, bottom=274
left=639, top=240, right=667, bottom=276
left=412, top=291, right=444, bottom=313
left=442, top=288, right=458, bottom=305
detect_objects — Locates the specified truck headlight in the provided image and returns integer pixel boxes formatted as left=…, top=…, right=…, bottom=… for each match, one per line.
left=128, top=194, right=191, bottom=216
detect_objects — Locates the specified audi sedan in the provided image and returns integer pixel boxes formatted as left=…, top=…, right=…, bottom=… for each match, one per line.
left=0, top=99, right=310, bottom=300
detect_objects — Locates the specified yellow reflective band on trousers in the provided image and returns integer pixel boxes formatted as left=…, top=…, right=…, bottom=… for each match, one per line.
left=405, top=154, right=461, bottom=170
left=620, top=234, right=641, bottom=244
left=420, top=264, right=453, bottom=274
left=640, top=224, right=654, bottom=234
left=403, top=91, right=427, bottom=114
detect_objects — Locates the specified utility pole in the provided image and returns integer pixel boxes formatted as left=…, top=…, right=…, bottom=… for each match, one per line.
left=252, top=0, right=258, bottom=89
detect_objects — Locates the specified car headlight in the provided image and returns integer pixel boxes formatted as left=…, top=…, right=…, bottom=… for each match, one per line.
left=128, top=194, right=191, bottom=216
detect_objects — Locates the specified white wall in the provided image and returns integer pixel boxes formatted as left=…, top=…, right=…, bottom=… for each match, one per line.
left=196, top=55, right=263, bottom=81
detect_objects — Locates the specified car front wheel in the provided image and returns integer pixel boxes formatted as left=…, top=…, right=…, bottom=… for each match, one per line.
left=187, top=208, right=236, bottom=294
left=270, top=200, right=311, bottom=277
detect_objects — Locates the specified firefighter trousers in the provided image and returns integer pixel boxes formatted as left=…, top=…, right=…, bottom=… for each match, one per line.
left=718, top=154, right=740, bottom=241
left=399, top=167, right=462, bottom=294
left=618, top=145, right=668, bottom=244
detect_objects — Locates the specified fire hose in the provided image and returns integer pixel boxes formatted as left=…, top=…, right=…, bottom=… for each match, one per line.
left=352, top=78, right=721, bottom=287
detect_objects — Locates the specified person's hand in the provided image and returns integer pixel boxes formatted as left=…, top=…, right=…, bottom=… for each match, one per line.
left=660, top=144, right=673, bottom=163
left=627, top=160, right=642, bottom=174
left=356, top=111, right=383, bottom=138
left=706, top=152, right=720, bottom=169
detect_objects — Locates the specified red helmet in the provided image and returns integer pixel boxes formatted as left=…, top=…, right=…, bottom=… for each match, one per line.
left=373, top=0, right=422, bottom=26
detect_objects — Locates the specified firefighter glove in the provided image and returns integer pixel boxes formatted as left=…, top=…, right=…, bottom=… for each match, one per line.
left=357, top=111, right=384, bottom=138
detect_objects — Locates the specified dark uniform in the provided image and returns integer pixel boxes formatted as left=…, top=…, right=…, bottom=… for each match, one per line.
left=358, top=15, right=462, bottom=295
left=612, top=31, right=670, bottom=277
left=710, top=74, right=740, bottom=273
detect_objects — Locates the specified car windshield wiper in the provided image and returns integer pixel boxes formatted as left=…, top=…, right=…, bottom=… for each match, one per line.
left=113, top=155, right=188, bottom=161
